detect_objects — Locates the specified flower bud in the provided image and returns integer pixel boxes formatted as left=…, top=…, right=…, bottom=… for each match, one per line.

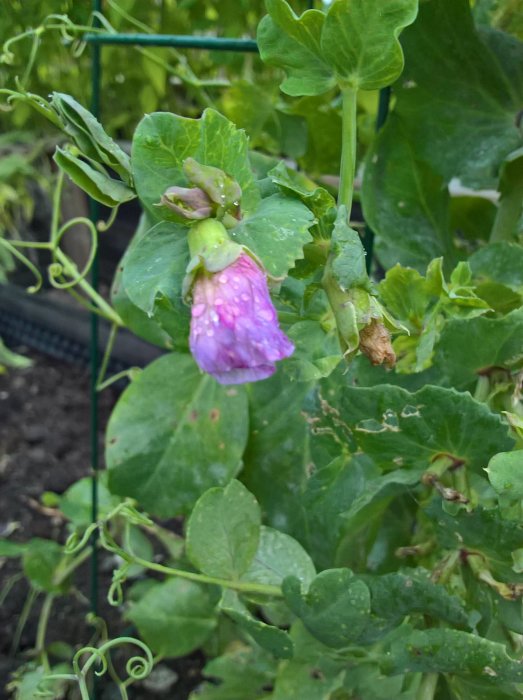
left=160, top=185, right=213, bottom=220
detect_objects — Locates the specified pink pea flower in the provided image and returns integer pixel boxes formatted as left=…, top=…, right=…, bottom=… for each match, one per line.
left=189, top=253, right=294, bottom=384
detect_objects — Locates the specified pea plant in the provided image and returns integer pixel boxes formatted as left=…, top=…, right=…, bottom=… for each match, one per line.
left=1, top=0, right=523, bottom=698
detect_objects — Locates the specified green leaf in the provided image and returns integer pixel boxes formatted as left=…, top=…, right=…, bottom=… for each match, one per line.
left=126, top=578, right=219, bottom=657
left=491, top=147, right=523, bottom=241
left=434, top=308, right=523, bottom=389
left=338, top=384, right=514, bottom=471
left=388, top=627, right=523, bottom=681
left=51, top=92, right=132, bottom=183
left=342, top=469, right=423, bottom=531
left=106, top=354, right=249, bottom=516
left=470, top=241, right=523, bottom=288
left=186, top=480, right=261, bottom=580
left=241, top=526, right=316, bottom=589
left=230, top=193, right=314, bottom=278
left=268, top=161, right=336, bottom=220
left=270, top=622, right=347, bottom=700
left=257, top=1, right=335, bottom=97
left=328, top=206, right=370, bottom=291
left=302, top=455, right=378, bottom=569
left=362, top=115, right=456, bottom=271
left=425, top=500, right=523, bottom=573
left=121, top=221, right=190, bottom=349
left=321, top=0, right=418, bottom=90
left=394, top=0, right=523, bottom=187
left=486, top=450, right=523, bottom=500
left=242, top=372, right=312, bottom=536
left=22, top=539, right=65, bottom=594
left=363, top=570, right=469, bottom=629
left=53, top=147, right=136, bottom=207
left=378, top=265, right=431, bottom=326
left=285, top=320, right=341, bottom=382
left=283, top=568, right=371, bottom=648
left=220, top=590, right=294, bottom=659
left=132, top=109, right=260, bottom=219
left=59, top=474, right=120, bottom=527
left=191, top=647, right=276, bottom=700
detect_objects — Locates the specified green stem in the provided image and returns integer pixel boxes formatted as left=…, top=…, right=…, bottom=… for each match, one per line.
left=54, top=546, right=93, bottom=585
left=417, top=672, right=439, bottom=700
left=11, top=587, right=38, bottom=655
left=96, top=323, right=119, bottom=390
left=97, top=369, right=136, bottom=392
left=54, top=248, right=123, bottom=326
left=102, top=534, right=282, bottom=598
left=338, top=86, right=358, bottom=213
left=133, top=555, right=282, bottom=597
left=36, top=594, right=55, bottom=672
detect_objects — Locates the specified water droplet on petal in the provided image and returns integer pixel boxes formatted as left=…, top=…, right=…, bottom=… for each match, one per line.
left=192, top=303, right=206, bottom=317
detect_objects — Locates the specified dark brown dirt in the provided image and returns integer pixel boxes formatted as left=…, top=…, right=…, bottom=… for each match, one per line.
left=0, top=350, right=204, bottom=699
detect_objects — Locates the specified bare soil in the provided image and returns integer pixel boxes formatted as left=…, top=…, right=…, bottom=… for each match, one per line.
left=0, top=351, right=204, bottom=699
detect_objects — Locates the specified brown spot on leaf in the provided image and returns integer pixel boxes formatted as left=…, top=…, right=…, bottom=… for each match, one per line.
left=210, top=408, right=220, bottom=422
left=189, top=410, right=199, bottom=422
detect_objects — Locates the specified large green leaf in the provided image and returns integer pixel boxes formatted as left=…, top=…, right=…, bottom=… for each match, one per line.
left=387, top=627, right=523, bottom=681
left=22, top=539, right=67, bottom=594
left=257, top=1, right=335, bottom=97
left=121, top=221, right=190, bottom=349
left=131, top=108, right=260, bottom=218
left=337, top=385, right=514, bottom=471
left=283, top=569, right=371, bottom=648
left=321, top=0, right=418, bottom=90
left=126, top=578, right=219, bottom=657
left=186, top=480, right=261, bottom=580
left=362, top=115, right=456, bottom=271
left=434, top=308, right=523, bottom=389
left=394, top=0, right=523, bottom=187
left=230, top=193, right=314, bottom=278
left=241, top=372, right=312, bottom=536
left=491, top=147, right=523, bottom=241
left=106, top=354, right=249, bottom=516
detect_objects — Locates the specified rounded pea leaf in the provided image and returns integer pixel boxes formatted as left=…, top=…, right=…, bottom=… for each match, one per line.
left=283, top=568, right=371, bottom=648
left=106, top=354, right=249, bottom=517
left=126, top=578, right=219, bottom=658
left=321, top=0, right=418, bottom=90
left=486, top=451, right=523, bottom=500
left=241, top=526, right=316, bottom=589
left=186, top=480, right=261, bottom=580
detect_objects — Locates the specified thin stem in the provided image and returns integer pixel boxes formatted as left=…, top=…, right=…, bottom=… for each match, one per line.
left=97, top=369, right=136, bottom=392
left=53, top=248, right=123, bottom=326
left=338, top=86, right=358, bottom=214
left=36, top=594, right=55, bottom=672
left=417, top=672, right=439, bottom=700
left=96, top=323, right=119, bottom=390
left=11, top=587, right=38, bottom=655
left=101, top=533, right=282, bottom=598
left=6, top=240, right=52, bottom=250
left=54, top=546, right=93, bottom=585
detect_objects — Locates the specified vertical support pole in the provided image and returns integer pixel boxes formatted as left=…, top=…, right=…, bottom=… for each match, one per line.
left=362, top=86, right=390, bottom=272
left=89, top=0, right=102, bottom=687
